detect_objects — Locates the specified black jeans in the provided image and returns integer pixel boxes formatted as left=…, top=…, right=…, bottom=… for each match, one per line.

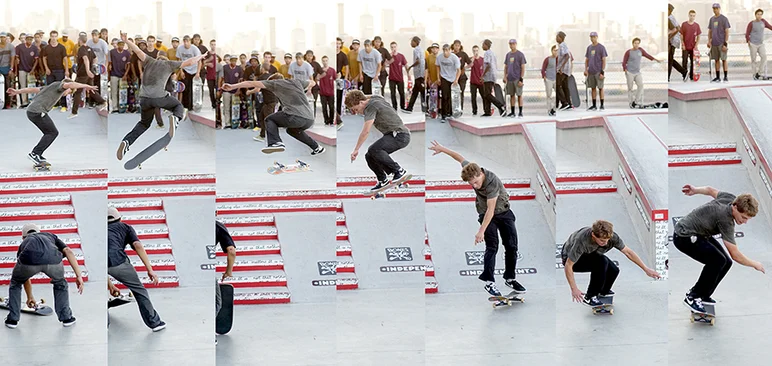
left=336, top=87, right=343, bottom=116
left=27, top=111, right=59, bottom=156
left=388, top=80, right=405, bottom=110
left=458, top=77, right=467, bottom=110
left=673, top=234, right=732, bottom=299
left=406, top=76, right=426, bottom=112
left=122, top=95, right=185, bottom=145
left=366, top=132, right=410, bottom=182
left=182, top=70, right=195, bottom=109
left=207, top=78, right=217, bottom=108
left=470, top=83, right=482, bottom=114
left=265, top=110, right=318, bottom=150
left=378, top=73, right=388, bottom=96
left=46, top=69, right=67, bottom=107
left=556, top=72, right=571, bottom=108
left=569, top=252, right=619, bottom=297
left=440, top=78, right=452, bottom=118
left=478, top=209, right=518, bottom=283
left=682, top=49, right=695, bottom=80
left=482, top=81, right=503, bottom=114
left=668, top=45, right=686, bottom=81
left=362, top=74, right=374, bottom=95
left=72, top=75, right=106, bottom=114
left=320, top=94, right=334, bottom=125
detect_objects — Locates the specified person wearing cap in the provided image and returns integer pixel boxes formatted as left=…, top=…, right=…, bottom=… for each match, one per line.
left=108, top=39, right=131, bottom=112
left=426, top=43, right=441, bottom=100
left=405, top=36, right=426, bottom=113
left=344, top=88, right=411, bottom=191
left=336, top=37, right=349, bottom=123
left=504, top=39, right=527, bottom=118
left=318, top=55, right=336, bottom=126
left=680, top=10, right=701, bottom=82
left=667, top=4, right=688, bottom=82
left=168, top=37, right=180, bottom=61
left=57, top=31, right=76, bottom=76
left=116, top=31, right=207, bottom=160
left=372, top=36, right=392, bottom=96
left=541, top=45, right=558, bottom=116
left=387, top=41, right=408, bottom=112
left=279, top=53, right=292, bottom=79
left=706, top=3, right=730, bottom=82
left=623, top=38, right=661, bottom=108
left=555, top=31, right=573, bottom=111
left=86, top=29, right=109, bottom=99
left=40, top=31, right=69, bottom=109
left=107, top=206, right=167, bottom=332
left=357, top=39, right=383, bottom=95
left=4, top=223, right=83, bottom=329
left=745, top=9, right=772, bottom=80
left=13, top=34, right=39, bottom=108
left=435, top=43, right=461, bottom=121
left=222, top=54, right=244, bottom=126
left=346, top=40, right=362, bottom=87
left=584, top=32, right=608, bottom=111
left=222, top=73, right=325, bottom=155
left=0, top=31, right=17, bottom=109
left=481, top=39, right=506, bottom=116
left=155, top=37, right=168, bottom=53
left=175, top=35, right=203, bottom=110
left=68, top=32, right=107, bottom=118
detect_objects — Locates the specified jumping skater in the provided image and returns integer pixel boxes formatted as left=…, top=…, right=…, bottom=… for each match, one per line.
left=562, top=220, right=660, bottom=307
left=745, top=9, right=772, bottom=80
left=222, top=75, right=326, bottom=155
left=707, top=3, right=731, bottom=82
left=585, top=32, right=608, bottom=111
left=4, top=223, right=83, bottom=329
left=345, top=90, right=411, bottom=191
left=673, top=185, right=765, bottom=314
left=622, top=38, right=661, bottom=108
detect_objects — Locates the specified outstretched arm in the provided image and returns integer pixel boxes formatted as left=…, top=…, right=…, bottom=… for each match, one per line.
left=428, top=140, right=466, bottom=164
left=620, top=247, right=660, bottom=279
left=681, top=184, right=718, bottom=198
left=7, top=87, right=42, bottom=95
left=181, top=52, right=207, bottom=69
left=120, top=32, right=146, bottom=63
left=63, top=81, right=97, bottom=91
left=222, top=80, right=264, bottom=91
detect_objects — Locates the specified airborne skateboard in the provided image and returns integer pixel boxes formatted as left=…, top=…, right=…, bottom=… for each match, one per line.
left=118, top=79, right=128, bottom=113
left=690, top=303, right=716, bottom=325
left=567, top=75, right=581, bottom=108
left=635, top=102, right=668, bottom=109
left=215, top=283, right=234, bottom=335
left=488, top=291, right=525, bottom=308
left=123, top=115, right=176, bottom=170
left=366, top=173, right=413, bottom=199
left=108, top=292, right=134, bottom=308
left=267, top=160, right=311, bottom=175
left=193, top=76, right=204, bottom=112
left=428, top=85, right=438, bottom=119
left=591, top=295, right=614, bottom=315
left=451, top=83, right=462, bottom=118
left=0, top=297, right=54, bottom=316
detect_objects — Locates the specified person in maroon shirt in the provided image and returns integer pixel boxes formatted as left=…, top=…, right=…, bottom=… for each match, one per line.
left=469, top=45, right=485, bottom=115
left=452, top=40, right=472, bottom=111
left=319, top=55, right=336, bottom=126
left=205, top=39, right=219, bottom=109
left=680, top=10, right=702, bottom=81
left=386, top=41, right=408, bottom=111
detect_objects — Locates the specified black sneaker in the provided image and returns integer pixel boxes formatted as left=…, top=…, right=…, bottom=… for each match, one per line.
left=484, top=282, right=502, bottom=297
left=504, top=279, right=526, bottom=294
left=5, top=317, right=18, bottom=329
left=723, top=76, right=728, bottom=83
left=440, top=117, right=446, bottom=123
left=151, top=321, right=167, bottom=332
left=548, top=109, right=556, bottom=116
left=392, top=168, right=409, bottom=184
left=311, top=146, right=326, bottom=155
left=401, top=108, right=412, bottom=114
left=630, top=102, right=637, bottom=109
left=582, top=295, right=603, bottom=307
left=599, top=105, right=605, bottom=111
left=370, top=180, right=390, bottom=191
left=587, top=106, right=597, bottom=111
left=683, top=294, right=706, bottom=313
left=261, top=143, right=285, bottom=154
left=506, top=112, right=516, bottom=117
left=62, top=317, right=77, bottom=327
left=701, top=296, right=716, bottom=305
left=498, top=106, right=506, bottom=116
left=517, top=113, right=523, bottom=118
left=711, top=77, right=720, bottom=83
left=27, top=152, right=46, bottom=165
left=117, top=140, right=130, bottom=160
left=599, top=290, right=615, bottom=297
left=481, top=114, right=492, bottom=117
left=683, top=72, right=688, bottom=82
left=755, top=73, right=761, bottom=80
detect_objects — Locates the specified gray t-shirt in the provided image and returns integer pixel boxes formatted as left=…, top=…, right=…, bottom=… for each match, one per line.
left=435, top=53, right=460, bottom=82
left=363, top=95, right=410, bottom=135
left=358, top=48, right=382, bottom=78
left=674, top=191, right=737, bottom=244
left=561, top=226, right=626, bottom=264
left=585, top=43, right=607, bottom=75
left=176, top=44, right=201, bottom=74
left=140, top=56, right=183, bottom=98
left=669, top=15, right=681, bottom=48
left=708, top=14, right=731, bottom=46
left=461, top=160, right=509, bottom=215
left=288, top=61, right=314, bottom=81
left=261, top=79, right=314, bottom=120
left=0, top=42, right=15, bottom=67
left=28, top=81, right=67, bottom=113
left=748, top=19, right=772, bottom=45
left=624, top=48, right=654, bottom=74
left=412, top=46, right=425, bottom=78
left=544, top=56, right=557, bottom=81
left=558, top=42, right=571, bottom=74
left=86, top=38, right=109, bottom=66
left=483, top=49, right=498, bottom=82
left=16, top=232, right=67, bottom=265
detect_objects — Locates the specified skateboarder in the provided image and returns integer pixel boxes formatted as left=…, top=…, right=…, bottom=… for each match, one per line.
left=7, top=80, right=99, bottom=165
left=481, top=39, right=506, bottom=117
left=435, top=44, right=461, bottom=122
left=4, top=224, right=83, bottom=328
left=503, top=39, right=527, bottom=118
left=107, top=207, right=166, bottom=332
left=116, top=31, right=206, bottom=160
left=673, top=185, right=765, bottom=314
left=584, top=32, right=608, bottom=111
left=541, top=45, right=557, bottom=116
left=222, top=76, right=326, bottom=155
left=345, top=89, right=411, bottom=191
left=428, top=141, right=526, bottom=296
left=745, top=9, right=772, bottom=79
left=555, top=31, right=574, bottom=111
left=680, top=10, right=702, bottom=81
left=562, top=220, right=660, bottom=307
left=707, top=3, right=731, bottom=82
left=622, top=38, right=661, bottom=108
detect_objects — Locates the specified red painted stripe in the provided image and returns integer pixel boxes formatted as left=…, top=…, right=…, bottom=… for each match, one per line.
left=62, top=259, right=86, bottom=266
left=336, top=283, right=359, bottom=290
left=234, top=297, right=291, bottom=305
left=425, top=287, right=438, bottom=294
left=125, top=248, right=173, bottom=255
left=108, top=191, right=215, bottom=199
left=109, top=178, right=216, bottom=187
left=556, top=188, right=618, bottom=194
left=216, top=194, right=338, bottom=202
left=336, top=235, right=348, bottom=241
left=116, top=282, right=178, bottom=289
left=336, top=267, right=356, bottom=273
left=114, top=205, right=164, bottom=212
left=424, top=254, right=432, bottom=260
left=0, top=187, right=106, bottom=195
left=232, top=234, right=279, bottom=241
left=336, top=221, right=346, bottom=226
left=555, top=176, right=612, bottom=183
left=216, top=264, right=284, bottom=272
left=668, top=147, right=736, bottom=155
left=0, top=228, right=78, bottom=237
left=426, top=182, right=529, bottom=190
left=0, top=199, right=72, bottom=208
left=669, top=159, right=741, bottom=167
left=1, top=275, right=89, bottom=285
left=134, top=264, right=177, bottom=271
left=216, top=248, right=281, bottom=256
left=224, top=281, right=288, bottom=288
left=0, top=213, right=75, bottom=221
left=425, top=270, right=435, bottom=277
left=122, top=218, right=167, bottom=225
left=337, top=250, right=352, bottom=257
left=216, top=207, right=338, bottom=215
left=0, top=173, right=107, bottom=183
left=337, top=192, right=426, bottom=199
left=426, top=194, right=535, bottom=203
left=136, top=233, right=169, bottom=240
left=220, top=221, right=274, bottom=227
left=337, top=179, right=426, bottom=187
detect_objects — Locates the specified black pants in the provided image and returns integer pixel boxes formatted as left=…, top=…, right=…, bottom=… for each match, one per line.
left=265, top=110, right=318, bottom=150
left=470, top=83, right=482, bottom=114
left=406, top=76, right=426, bottom=112
left=378, top=73, right=387, bottom=96
left=673, top=234, right=732, bottom=299
left=207, top=78, right=217, bottom=109
left=556, top=72, right=571, bottom=108
left=336, top=87, right=343, bottom=116
left=478, top=209, right=518, bottom=283
left=569, top=253, right=619, bottom=297
left=123, top=95, right=185, bottom=145
left=27, top=111, right=59, bottom=155
left=320, top=94, right=334, bottom=125
left=682, top=49, right=695, bottom=80
left=440, top=79, right=452, bottom=118
left=482, top=81, right=503, bottom=115
left=182, top=70, right=195, bottom=109
left=72, top=75, right=106, bottom=114
left=458, top=78, right=467, bottom=110
left=46, top=69, right=67, bottom=107
left=366, top=132, right=410, bottom=182
left=388, top=80, right=405, bottom=110
left=311, top=85, right=320, bottom=116
left=668, top=45, right=686, bottom=81
left=362, top=74, right=374, bottom=95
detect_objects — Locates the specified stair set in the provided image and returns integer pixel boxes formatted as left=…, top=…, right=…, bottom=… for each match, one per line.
left=555, top=171, right=617, bottom=194
left=668, top=142, right=741, bottom=167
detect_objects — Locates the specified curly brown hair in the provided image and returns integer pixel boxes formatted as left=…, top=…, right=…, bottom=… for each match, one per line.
left=344, top=89, right=367, bottom=110
left=733, top=194, right=759, bottom=217
left=461, top=163, right=482, bottom=182
left=591, top=220, right=614, bottom=239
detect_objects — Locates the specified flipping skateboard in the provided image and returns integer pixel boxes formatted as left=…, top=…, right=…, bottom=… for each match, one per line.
left=123, top=115, right=176, bottom=170
left=372, top=79, right=382, bottom=96
left=108, top=292, right=134, bottom=308
left=118, top=79, right=128, bottom=113
left=33, top=161, right=51, bottom=171
left=366, top=174, right=413, bottom=199
left=451, top=83, right=462, bottom=118
left=0, top=297, right=54, bottom=316
left=193, top=76, right=204, bottom=112
left=489, top=291, right=525, bottom=308
left=216, top=283, right=234, bottom=335
left=267, top=160, right=311, bottom=175
left=230, top=93, right=241, bottom=129
left=428, top=86, right=438, bottom=119
left=591, top=295, right=614, bottom=315
left=693, top=48, right=701, bottom=81
left=568, top=75, right=581, bottom=108
left=690, top=303, right=716, bottom=325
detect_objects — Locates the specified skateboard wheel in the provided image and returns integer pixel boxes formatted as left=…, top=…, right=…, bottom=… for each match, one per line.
left=370, top=196, right=376, bottom=200
left=609, top=309, right=614, bottom=315
left=690, top=316, right=695, bottom=323
left=492, top=303, right=497, bottom=309
left=519, top=298, right=524, bottom=303
left=710, top=318, right=715, bottom=326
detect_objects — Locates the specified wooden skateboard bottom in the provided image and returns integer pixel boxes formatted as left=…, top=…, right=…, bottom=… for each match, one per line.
left=489, top=291, right=525, bottom=308
left=591, top=296, right=614, bottom=315
left=267, top=160, right=311, bottom=175
left=216, top=284, right=234, bottom=335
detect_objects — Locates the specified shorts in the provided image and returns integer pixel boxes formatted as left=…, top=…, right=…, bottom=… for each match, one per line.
left=587, top=73, right=604, bottom=89
left=505, top=80, right=523, bottom=96
left=709, top=45, right=727, bottom=61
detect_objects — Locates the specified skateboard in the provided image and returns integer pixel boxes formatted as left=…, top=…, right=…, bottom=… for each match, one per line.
left=690, top=303, right=716, bottom=325
left=406, top=78, right=413, bottom=109
left=230, top=93, right=241, bottom=129
left=27, top=73, right=38, bottom=101
left=488, top=291, right=525, bottom=308
left=428, top=85, right=438, bottom=119
left=240, top=93, right=250, bottom=128
left=372, top=79, right=382, bottom=96
left=341, top=80, right=354, bottom=115
left=108, top=292, right=134, bottom=308
left=193, top=76, right=203, bottom=112
left=126, top=80, right=136, bottom=113
left=98, top=64, right=108, bottom=101
left=132, top=81, right=141, bottom=112
left=366, top=173, right=413, bottom=199
left=267, top=160, right=311, bottom=175
left=451, top=83, right=462, bottom=118
left=118, top=79, right=128, bottom=113
left=693, top=48, right=700, bottom=81
left=174, top=81, right=185, bottom=93
left=33, top=161, right=51, bottom=171
left=591, top=295, right=614, bottom=315
left=568, top=75, right=581, bottom=108
left=635, top=102, right=668, bottom=109
left=124, top=115, right=176, bottom=170
left=215, top=283, right=234, bottom=335
left=0, top=297, right=54, bottom=316
left=0, top=75, right=4, bottom=106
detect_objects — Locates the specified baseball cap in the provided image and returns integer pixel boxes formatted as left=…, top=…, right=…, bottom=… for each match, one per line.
left=251, top=50, right=259, bottom=55
left=137, top=39, right=147, bottom=45
left=284, top=53, right=292, bottom=58
left=0, top=32, right=7, bottom=37
left=115, top=38, right=123, bottom=44
left=25, top=34, right=33, bottom=39
left=589, top=32, right=598, bottom=37
left=352, top=39, right=360, bottom=45
left=36, top=29, right=44, bottom=35
left=431, top=43, right=439, bottom=48
left=712, top=3, right=720, bottom=8
left=62, top=30, right=69, bottom=36
left=91, top=29, right=99, bottom=35
left=108, top=207, right=121, bottom=222
left=250, top=55, right=259, bottom=60
left=509, top=39, right=517, bottom=44
left=79, top=31, right=87, bottom=37
left=171, top=37, right=180, bottom=42
left=156, top=38, right=163, bottom=43
left=229, top=55, right=237, bottom=60
left=21, top=223, right=40, bottom=238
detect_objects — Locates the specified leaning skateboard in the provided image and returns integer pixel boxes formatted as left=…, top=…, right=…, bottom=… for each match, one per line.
left=365, top=173, right=413, bottom=199
left=118, top=79, right=128, bottom=113
left=451, top=83, right=462, bottom=118
left=428, top=86, right=438, bottom=119
left=568, top=75, right=581, bottom=108
left=108, top=292, right=134, bottom=308
left=690, top=303, right=716, bottom=325
left=693, top=48, right=701, bottom=81
left=0, top=297, right=54, bottom=316
left=230, top=93, right=241, bottom=129
left=27, top=73, right=38, bottom=101
left=193, top=76, right=204, bottom=112
left=372, top=79, right=382, bottom=96
left=216, top=283, right=234, bottom=335
left=489, top=290, right=525, bottom=308
left=123, top=115, right=177, bottom=170
left=267, top=160, right=311, bottom=175
left=591, top=295, right=614, bottom=315
left=98, top=64, right=108, bottom=101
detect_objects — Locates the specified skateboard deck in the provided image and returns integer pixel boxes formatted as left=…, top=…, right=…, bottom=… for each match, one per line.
left=267, top=160, right=311, bottom=175
left=124, top=115, right=176, bottom=170
left=132, top=82, right=140, bottom=112
left=493, top=83, right=505, bottom=107
left=216, top=283, right=234, bottom=335
left=451, top=83, right=462, bottom=118
left=33, top=162, right=51, bottom=171
left=428, top=86, right=438, bottom=119
left=568, top=75, right=581, bottom=108
left=366, top=174, right=413, bottom=199
left=372, top=79, right=382, bottom=96
left=591, top=295, right=614, bottom=315
left=193, top=77, right=203, bottom=112
left=0, top=76, right=4, bottom=106
left=0, top=297, right=54, bottom=316
left=690, top=303, right=716, bottom=325
left=635, top=102, right=668, bottom=109
left=108, top=292, right=134, bottom=308
left=240, top=93, right=250, bottom=128
left=118, top=79, right=128, bottom=113
left=488, top=291, right=525, bottom=308
left=98, top=64, right=108, bottom=101
left=693, top=48, right=701, bottom=81
left=230, top=93, right=241, bottom=129
left=27, top=73, right=38, bottom=101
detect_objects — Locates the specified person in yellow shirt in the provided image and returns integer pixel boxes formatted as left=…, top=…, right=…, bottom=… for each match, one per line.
left=426, top=43, right=440, bottom=86
left=153, top=37, right=168, bottom=53
left=167, top=37, right=179, bottom=61
left=339, top=37, right=349, bottom=78
left=279, top=53, right=292, bottom=78
left=347, top=39, right=361, bottom=85
left=270, top=53, right=282, bottom=73
left=58, top=30, right=77, bottom=73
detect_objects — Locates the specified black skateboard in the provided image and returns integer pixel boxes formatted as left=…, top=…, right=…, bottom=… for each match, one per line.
left=493, top=83, right=505, bottom=109
left=216, top=283, right=234, bottom=335
left=635, top=102, right=668, bottom=109
left=488, top=290, right=525, bottom=308
left=690, top=303, right=716, bottom=325
left=124, top=115, right=176, bottom=170
left=568, top=75, right=581, bottom=108
left=591, top=295, right=614, bottom=315
left=365, top=174, right=413, bottom=199
left=0, top=297, right=54, bottom=315
left=108, top=293, right=134, bottom=308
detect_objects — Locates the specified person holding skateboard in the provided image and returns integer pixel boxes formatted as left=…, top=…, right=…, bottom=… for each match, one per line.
left=680, top=10, right=702, bottom=81
left=584, top=32, right=608, bottom=111
left=622, top=38, right=661, bottom=108
left=435, top=44, right=461, bottom=122
left=541, top=45, right=558, bottom=116
left=428, top=141, right=527, bottom=297
left=107, top=207, right=166, bottom=332
left=707, top=3, right=731, bottom=82
left=562, top=220, right=660, bottom=307
left=4, top=224, right=83, bottom=329
left=503, top=39, right=527, bottom=118
left=480, top=39, right=506, bottom=117
left=555, top=31, right=574, bottom=111
left=344, top=90, right=411, bottom=191
left=673, top=185, right=766, bottom=314
left=223, top=75, right=325, bottom=155
left=745, top=9, right=772, bottom=80
left=7, top=79, right=99, bottom=166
